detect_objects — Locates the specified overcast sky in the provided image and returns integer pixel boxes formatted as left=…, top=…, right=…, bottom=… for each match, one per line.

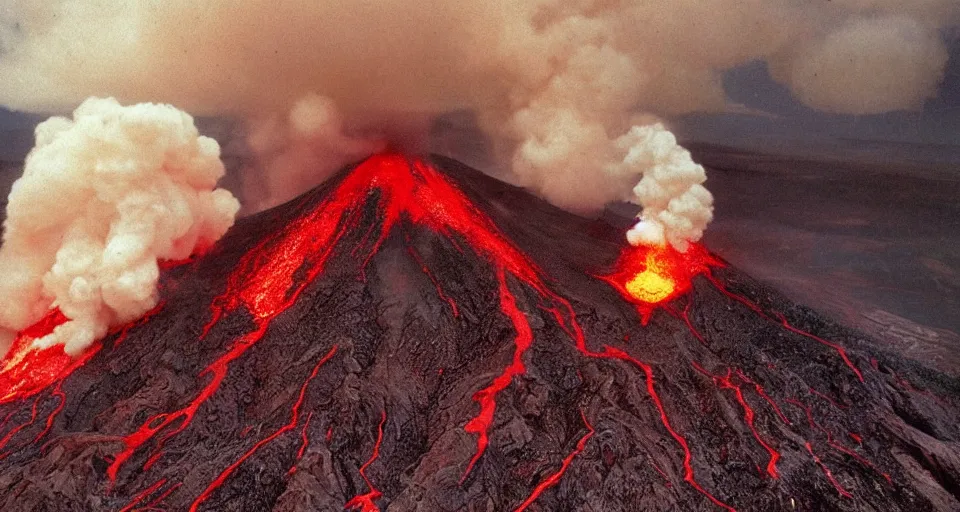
left=2, top=35, right=958, bottom=162
left=676, top=35, right=959, bottom=150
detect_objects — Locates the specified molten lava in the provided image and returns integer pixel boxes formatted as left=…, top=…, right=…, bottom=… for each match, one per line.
left=692, top=362, right=782, bottom=479
left=513, top=410, right=594, bottom=512
left=0, top=310, right=72, bottom=403
left=188, top=345, right=339, bottom=511
left=703, top=273, right=864, bottom=382
left=0, top=255, right=183, bottom=406
left=102, top=154, right=598, bottom=506
left=602, top=243, right=717, bottom=324
left=0, top=304, right=163, bottom=461
left=345, top=410, right=387, bottom=512
left=461, top=268, right=535, bottom=481
left=676, top=284, right=885, bottom=498
left=787, top=398, right=891, bottom=486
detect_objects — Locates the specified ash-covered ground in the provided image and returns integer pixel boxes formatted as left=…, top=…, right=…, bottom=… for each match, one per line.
left=691, top=143, right=960, bottom=376
left=0, top=154, right=956, bottom=511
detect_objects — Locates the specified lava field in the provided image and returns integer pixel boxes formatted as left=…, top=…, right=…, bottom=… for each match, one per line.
left=0, top=154, right=957, bottom=511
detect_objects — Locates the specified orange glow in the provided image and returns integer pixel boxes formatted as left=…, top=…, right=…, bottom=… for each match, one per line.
left=602, top=243, right=719, bottom=324
left=0, top=259, right=187, bottom=404
left=0, top=300, right=166, bottom=405
left=625, top=251, right=677, bottom=303
left=0, top=309, right=72, bottom=404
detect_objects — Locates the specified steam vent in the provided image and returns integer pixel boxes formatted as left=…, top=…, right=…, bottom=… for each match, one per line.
left=0, top=154, right=957, bottom=511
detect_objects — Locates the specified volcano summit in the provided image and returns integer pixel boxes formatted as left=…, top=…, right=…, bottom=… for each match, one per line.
left=0, top=154, right=957, bottom=511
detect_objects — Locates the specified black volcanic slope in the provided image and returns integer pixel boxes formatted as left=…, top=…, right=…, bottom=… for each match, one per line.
left=0, top=155, right=958, bottom=511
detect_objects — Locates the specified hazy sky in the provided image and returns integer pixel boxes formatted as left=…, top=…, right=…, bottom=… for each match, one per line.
left=1, top=33, right=958, bottom=161
left=677, top=34, right=960, bottom=150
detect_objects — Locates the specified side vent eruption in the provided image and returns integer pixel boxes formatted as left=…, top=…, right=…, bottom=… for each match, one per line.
left=601, top=243, right=717, bottom=324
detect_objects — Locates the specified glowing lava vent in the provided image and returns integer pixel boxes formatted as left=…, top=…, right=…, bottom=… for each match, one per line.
left=0, top=300, right=167, bottom=405
left=601, top=243, right=718, bottom=323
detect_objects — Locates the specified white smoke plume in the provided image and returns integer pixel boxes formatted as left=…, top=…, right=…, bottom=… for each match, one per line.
left=0, top=97, right=239, bottom=355
left=622, top=126, right=713, bottom=251
left=0, top=1, right=955, bottom=350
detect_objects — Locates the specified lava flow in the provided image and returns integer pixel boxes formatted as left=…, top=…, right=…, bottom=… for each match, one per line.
left=0, top=304, right=163, bottom=460
left=188, top=345, right=339, bottom=511
left=601, top=241, right=863, bottom=384
left=542, top=303, right=738, bottom=511
left=118, top=478, right=181, bottom=512
left=691, top=362, right=781, bottom=479
left=0, top=309, right=72, bottom=403
left=513, top=410, right=595, bottom=512
left=345, top=410, right=387, bottom=512
left=0, top=256, right=182, bottom=406
left=671, top=281, right=893, bottom=502
left=786, top=398, right=891, bottom=486
left=0, top=152, right=897, bottom=510
left=0, top=312, right=67, bottom=457
left=703, top=273, right=864, bottom=382
left=0, top=152, right=738, bottom=508
left=461, top=268, right=534, bottom=481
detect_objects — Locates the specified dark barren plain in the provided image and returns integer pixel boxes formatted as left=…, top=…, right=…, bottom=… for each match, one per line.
left=0, top=149, right=956, bottom=511
left=691, top=144, right=960, bottom=376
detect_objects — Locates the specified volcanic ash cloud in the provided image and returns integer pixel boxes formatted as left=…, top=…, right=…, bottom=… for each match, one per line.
left=241, top=94, right=387, bottom=212
left=0, top=1, right=956, bottom=253
left=0, top=98, right=240, bottom=356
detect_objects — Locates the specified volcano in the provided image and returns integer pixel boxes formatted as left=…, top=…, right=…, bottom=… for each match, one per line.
left=0, top=154, right=957, bottom=511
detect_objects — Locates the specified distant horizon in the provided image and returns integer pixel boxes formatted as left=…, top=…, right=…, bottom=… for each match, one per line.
left=1, top=37, right=958, bottom=166
left=2, top=119, right=959, bottom=168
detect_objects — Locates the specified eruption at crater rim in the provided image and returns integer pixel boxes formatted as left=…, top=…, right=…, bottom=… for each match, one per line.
left=600, top=242, right=719, bottom=324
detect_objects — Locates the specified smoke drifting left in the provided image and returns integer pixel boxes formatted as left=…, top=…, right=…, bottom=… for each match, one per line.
left=0, top=2, right=955, bottom=509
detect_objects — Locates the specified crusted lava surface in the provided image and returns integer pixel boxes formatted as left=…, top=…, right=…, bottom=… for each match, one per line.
left=0, top=154, right=958, bottom=511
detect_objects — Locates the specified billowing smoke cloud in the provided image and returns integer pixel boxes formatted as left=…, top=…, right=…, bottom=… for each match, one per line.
left=622, top=126, right=713, bottom=251
left=770, top=15, right=951, bottom=114
left=0, top=97, right=239, bottom=355
left=0, top=0, right=955, bottom=345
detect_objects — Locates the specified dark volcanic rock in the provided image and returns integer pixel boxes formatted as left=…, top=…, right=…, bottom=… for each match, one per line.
left=0, top=155, right=958, bottom=511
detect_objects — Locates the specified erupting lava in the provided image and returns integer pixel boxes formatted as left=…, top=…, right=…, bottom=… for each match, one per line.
left=601, top=243, right=717, bottom=324
left=0, top=153, right=892, bottom=510
left=0, top=304, right=165, bottom=462
left=595, top=219, right=878, bottom=505
left=602, top=240, right=864, bottom=383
